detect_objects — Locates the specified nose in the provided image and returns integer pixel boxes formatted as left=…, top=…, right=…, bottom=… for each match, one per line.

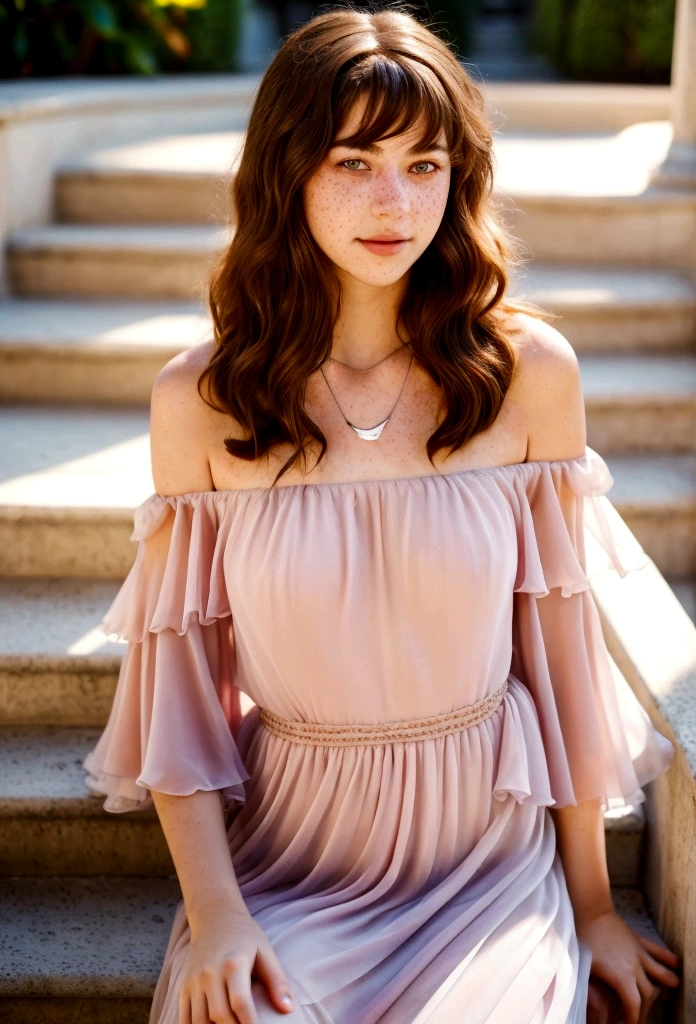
left=370, top=167, right=411, bottom=218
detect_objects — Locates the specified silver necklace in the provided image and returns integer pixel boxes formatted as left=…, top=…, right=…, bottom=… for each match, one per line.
left=327, top=340, right=411, bottom=372
left=320, top=350, right=414, bottom=441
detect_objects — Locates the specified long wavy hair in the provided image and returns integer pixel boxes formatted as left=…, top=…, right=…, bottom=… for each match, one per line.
left=199, top=3, right=543, bottom=485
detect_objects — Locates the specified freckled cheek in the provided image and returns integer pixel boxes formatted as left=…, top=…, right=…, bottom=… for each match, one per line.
left=307, top=182, right=364, bottom=234
left=409, top=184, right=450, bottom=225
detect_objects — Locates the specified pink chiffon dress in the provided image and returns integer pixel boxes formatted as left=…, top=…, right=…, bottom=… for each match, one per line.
left=83, top=445, right=674, bottom=1024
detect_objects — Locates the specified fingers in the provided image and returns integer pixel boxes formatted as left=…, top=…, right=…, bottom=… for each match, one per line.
left=639, top=949, right=681, bottom=989
left=636, top=934, right=681, bottom=974
left=180, top=970, right=260, bottom=1024
left=179, top=989, right=193, bottom=1024
left=225, top=965, right=259, bottom=1024
left=206, top=973, right=246, bottom=1024
left=587, top=979, right=613, bottom=1024
left=190, top=988, right=210, bottom=1024
left=597, top=974, right=642, bottom=1024
left=253, top=945, right=295, bottom=1014
left=636, top=969, right=660, bottom=1024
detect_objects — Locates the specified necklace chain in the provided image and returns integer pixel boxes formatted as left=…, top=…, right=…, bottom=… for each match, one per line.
left=320, top=351, right=414, bottom=440
left=327, top=340, right=411, bottom=373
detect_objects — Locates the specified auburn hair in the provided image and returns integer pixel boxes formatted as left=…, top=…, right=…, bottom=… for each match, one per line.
left=199, top=2, right=543, bottom=485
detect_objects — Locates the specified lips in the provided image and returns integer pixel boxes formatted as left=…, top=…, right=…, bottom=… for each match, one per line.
left=358, top=235, right=411, bottom=256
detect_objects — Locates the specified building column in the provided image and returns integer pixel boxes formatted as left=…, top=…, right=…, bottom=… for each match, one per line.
left=652, top=0, right=696, bottom=189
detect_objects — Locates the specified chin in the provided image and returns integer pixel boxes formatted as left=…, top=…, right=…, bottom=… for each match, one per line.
left=341, top=263, right=414, bottom=288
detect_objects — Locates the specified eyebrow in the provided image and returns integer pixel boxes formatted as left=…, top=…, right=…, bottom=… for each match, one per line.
left=331, top=139, right=449, bottom=156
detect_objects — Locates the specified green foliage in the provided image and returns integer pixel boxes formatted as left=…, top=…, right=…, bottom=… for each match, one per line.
left=0, top=0, right=243, bottom=77
left=633, top=0, right=677, bottom=75
left=567, top=0, right=627, bottom=79
left=530, top=0, right=675, bottom=83
left=529, top=0, right=570, bottom=66
left=171, top=0, right=244, bottom=72
left=425, top=0, right=479, bottom=57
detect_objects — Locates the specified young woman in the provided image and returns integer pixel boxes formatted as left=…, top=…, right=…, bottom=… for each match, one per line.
left=84, top=6, right=681, bottom=1023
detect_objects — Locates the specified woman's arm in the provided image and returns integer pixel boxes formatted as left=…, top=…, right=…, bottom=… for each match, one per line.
left=151, top=789, right=250, bottom=936
left=148, top=350, right=296, bottom=1024
left=512, top=315, right=681, bottom=1024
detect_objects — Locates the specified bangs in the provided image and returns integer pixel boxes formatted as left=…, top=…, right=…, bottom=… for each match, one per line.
left=331, top=54, right=457, bottom=155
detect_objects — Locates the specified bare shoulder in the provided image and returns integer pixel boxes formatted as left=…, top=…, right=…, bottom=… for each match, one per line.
left=505, top=311, right=586, bottom=462
left=150, top=341, right=240, bottom=495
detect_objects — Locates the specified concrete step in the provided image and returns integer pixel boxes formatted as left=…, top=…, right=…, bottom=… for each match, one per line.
left=6, top=225, right=229, bottom=300
left=0, top=304, right=694, bottom=452
left=55, top=123, right=670, bottom=213
left=0, top=299, right=210, bottom=404
left=579, top=354, right=696, bottom=454
left=514, top=266, right=696, bottom=354
left=0, top=406, right=150, bottom=578
left=0, top=875, right=180, bottom=1022
left=1, top=406, right=693, bottom=578
left=56, top=131, right=244, bottom=225
left=0, top=271, right=693, bottom=407
left=606, top=454, right=696, bottom=578
left=496, top=121, right=696, bottom=267
left=0, top=577, right=258, bottom=730
left=0, top=878, right=669, bottom=1022
left=506, top=191, right=696, bottom=269
left=0, top=578, right=122, bottom=727
left=51, top=123, right=696, bottom=268
left=0, top=727, right=173, bottom=876
left=0, top=723, right=644, bottom=882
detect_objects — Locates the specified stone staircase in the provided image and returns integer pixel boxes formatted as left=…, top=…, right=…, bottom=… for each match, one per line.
left=0, top=121, right=693, bottom=1022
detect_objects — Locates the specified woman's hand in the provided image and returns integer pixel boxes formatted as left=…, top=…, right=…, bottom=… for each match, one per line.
left=577, top=909, right=680, bottom=1024
left=180, top=905, right=295, bottom=1024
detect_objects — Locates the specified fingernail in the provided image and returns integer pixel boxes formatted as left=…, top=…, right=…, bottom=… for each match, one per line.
left=281, top=993, right=294, bottom=1010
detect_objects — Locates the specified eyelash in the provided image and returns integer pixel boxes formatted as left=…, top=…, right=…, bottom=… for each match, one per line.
left=337, top=159, right=439, bottom=175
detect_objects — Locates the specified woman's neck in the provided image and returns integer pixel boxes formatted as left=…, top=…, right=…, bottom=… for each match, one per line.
left=329, top=271, right=409, bottom=370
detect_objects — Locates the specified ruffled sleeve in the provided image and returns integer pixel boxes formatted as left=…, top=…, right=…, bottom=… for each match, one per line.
left=509, top=446, right=674, bottom=811
left=83, top=492, right=251, bottom=814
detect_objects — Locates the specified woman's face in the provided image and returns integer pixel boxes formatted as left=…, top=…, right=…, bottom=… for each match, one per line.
left=303, top=96, right=451, bottom=289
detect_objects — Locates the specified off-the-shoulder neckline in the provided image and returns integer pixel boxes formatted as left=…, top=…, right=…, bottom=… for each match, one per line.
left=154, top=449, right=594, bottom=501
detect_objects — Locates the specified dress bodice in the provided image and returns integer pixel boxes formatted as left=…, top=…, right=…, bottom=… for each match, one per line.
left=86, top=445, right=673, bottom=816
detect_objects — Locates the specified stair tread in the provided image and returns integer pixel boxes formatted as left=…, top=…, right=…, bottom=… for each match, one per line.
left=0, top=406, right=151, bottom=510
left=602, top=453, right=696, bottom=508
left=0, top=298, right=209, bottom=353
left=495, top=121, right=673, bottom=197
left=0, top=406, right=694, bottom=513
left=0, top=875, right=663, bottom=998
left=0, top=267, right=693, bottom=354
left=578, top=353, right=696, bottom=400
left=59, top=131, right=244, bottom=177
left=0, top=721, right=641, bottom=828
left=0, top=875, right=181, bottom=997
left=0, top=726, right=111, bottom=808
left=55, top=124, right=674, bottom=200
left=0, top=578, right=121, bottom=662
left=515, top=265, right=696, bottom=311
left=8, top=223, right=228, bottom=253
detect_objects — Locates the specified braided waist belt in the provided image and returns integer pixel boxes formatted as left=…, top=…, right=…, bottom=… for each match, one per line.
left=258, top=679, right=508, bottom=747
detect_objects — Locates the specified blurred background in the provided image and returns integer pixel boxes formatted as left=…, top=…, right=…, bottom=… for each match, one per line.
left=0, top=0, right=677, bottom=84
